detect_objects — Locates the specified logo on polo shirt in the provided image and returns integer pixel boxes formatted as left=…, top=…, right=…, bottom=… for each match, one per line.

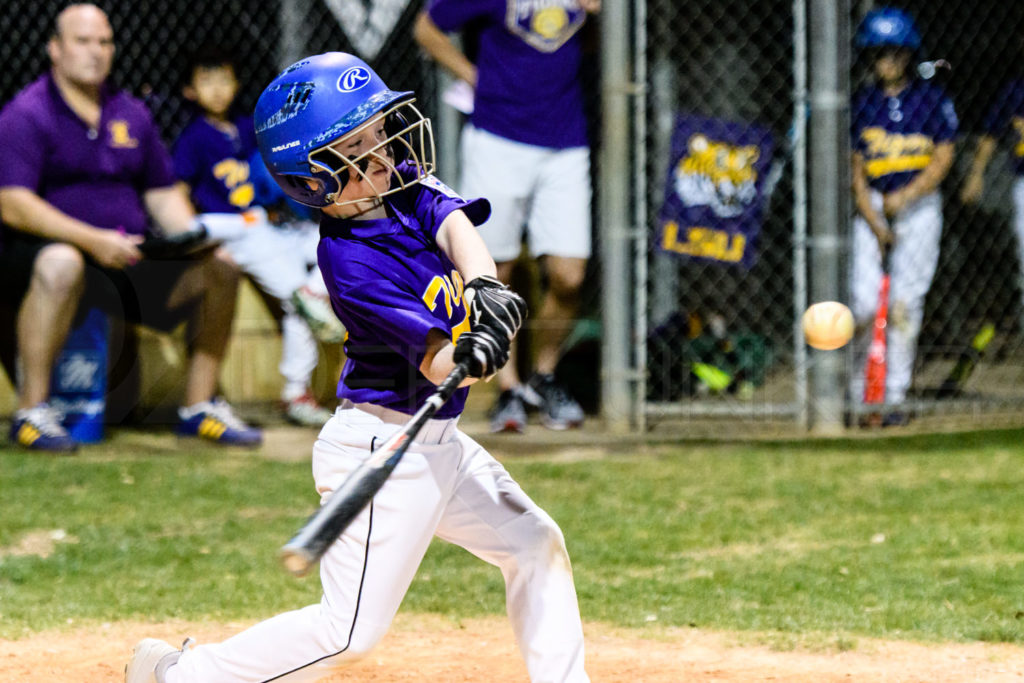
left=108, top=120, right=138, bottom=149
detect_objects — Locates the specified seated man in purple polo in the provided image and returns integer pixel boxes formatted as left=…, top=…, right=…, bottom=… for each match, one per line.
left=0, top=3, right=261, bottom=452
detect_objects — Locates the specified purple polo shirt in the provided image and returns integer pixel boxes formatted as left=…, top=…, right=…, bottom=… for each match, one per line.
left=317, top=167, right=490, bottom=418
left=428, top=0, right=589, bottom=149
left=173, top=114, right=258, bottom=213
left=0, top=72, right=176, bottom=236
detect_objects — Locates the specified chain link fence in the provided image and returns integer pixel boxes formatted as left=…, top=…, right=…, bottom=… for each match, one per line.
left=2, top=1, right=1024, bottom=433
left=642, top=0, right=1024, bottom=433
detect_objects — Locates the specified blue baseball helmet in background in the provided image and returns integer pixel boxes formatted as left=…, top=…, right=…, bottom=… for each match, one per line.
left=254, top=52, right=415, bottom=207
left=856, top=7, right=921, bottom=50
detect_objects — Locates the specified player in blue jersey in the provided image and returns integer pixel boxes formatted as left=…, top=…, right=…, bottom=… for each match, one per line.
left=172, top=47, right=337, bottom=427
left=850, top=7, right=958, bottom=426
left=125, top=52, right=590, bottom=683
left=414, top=0, right=599, bottom=433
left=960, top=77, right=1024, bottom=330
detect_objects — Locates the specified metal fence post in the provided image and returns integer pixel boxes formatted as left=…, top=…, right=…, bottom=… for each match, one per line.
left=600, top=0, right=634, bottom=432
left=807, top=0, right=850, bottom=432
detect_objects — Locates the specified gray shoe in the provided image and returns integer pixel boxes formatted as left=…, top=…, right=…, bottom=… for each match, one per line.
left=489, top=389, right=527, bottom=433
left=125, top=637, right=194, bottom=683
left=285, top=393, right=333, bottom=427
left=528, top=374, right=584, bottom=430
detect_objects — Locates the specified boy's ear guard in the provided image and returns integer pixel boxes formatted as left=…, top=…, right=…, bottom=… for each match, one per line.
left=269, top=167, right=339, bottom=208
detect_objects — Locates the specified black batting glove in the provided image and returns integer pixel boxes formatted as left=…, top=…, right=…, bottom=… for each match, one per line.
left=453, top=323, right=511, bottom=379
left=464, top=275, right=528, bottom=341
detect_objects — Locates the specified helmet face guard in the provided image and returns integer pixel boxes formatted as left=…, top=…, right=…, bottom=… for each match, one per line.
left=306, top=99, right=436, bottom=208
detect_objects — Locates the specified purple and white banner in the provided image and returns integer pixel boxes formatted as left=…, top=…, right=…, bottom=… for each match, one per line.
left=658, top=114, right=774, bottom=270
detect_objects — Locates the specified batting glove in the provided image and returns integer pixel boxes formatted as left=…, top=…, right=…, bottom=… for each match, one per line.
left=453, top=323, right=511, bottom=379
left=464, top=276, right=527, bottom=341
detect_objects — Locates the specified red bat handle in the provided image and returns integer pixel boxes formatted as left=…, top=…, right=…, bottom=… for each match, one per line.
left=863, top=250, right=891, bottom=405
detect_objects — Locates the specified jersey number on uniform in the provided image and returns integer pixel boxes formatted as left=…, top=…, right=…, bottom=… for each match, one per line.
left=213, top=157, right=255, bottom=208
left=421, top=270, right=470, bottom=342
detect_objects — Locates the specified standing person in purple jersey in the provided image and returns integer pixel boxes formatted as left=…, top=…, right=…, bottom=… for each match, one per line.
left=172, top=47, right=336, bottom=428
left=125, top=52, right=590, bottom=683
left=850, top=7, right=958, bottom=426
left=0, top=3, right=261, bottom=451
left=960, top=73, right=1024, bottom=329
left=414, top=0, right=600, bottom=433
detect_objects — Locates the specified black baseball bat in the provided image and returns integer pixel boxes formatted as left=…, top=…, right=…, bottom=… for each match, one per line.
left=280, top=360, right=471, bottom=577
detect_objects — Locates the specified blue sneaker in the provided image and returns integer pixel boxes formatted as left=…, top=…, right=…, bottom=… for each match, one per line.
left=9, top=403, right=78, bottom=453
left=176, top=398, right=262, bottom=447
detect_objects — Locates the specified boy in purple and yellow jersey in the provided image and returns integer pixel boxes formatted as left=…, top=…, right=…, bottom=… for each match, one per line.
left=172, top=47, right=335, bottom=427
left=850, top=7, right=958, bottom=426
left=961, top=68, right=1024, bottom=330
left=125, top=52, right=590, bottom=683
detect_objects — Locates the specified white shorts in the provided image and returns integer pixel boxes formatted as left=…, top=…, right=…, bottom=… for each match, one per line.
left=459, top=125, right=592, bottom=262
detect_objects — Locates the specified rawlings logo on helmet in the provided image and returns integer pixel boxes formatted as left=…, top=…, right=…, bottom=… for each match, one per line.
left=337, top=66, right=372, bottom=93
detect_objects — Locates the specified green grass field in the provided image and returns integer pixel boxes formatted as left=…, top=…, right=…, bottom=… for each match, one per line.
left=2, top=427, right=1024, bottom=650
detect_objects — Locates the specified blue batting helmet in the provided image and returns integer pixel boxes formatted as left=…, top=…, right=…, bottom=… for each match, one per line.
left=856, top=7, right=921, bottom=50
left=254, top=52, right=435, bottom=208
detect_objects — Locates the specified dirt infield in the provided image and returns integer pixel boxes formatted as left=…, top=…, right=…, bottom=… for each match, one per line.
left=3, top=614, right=1024, bottom=682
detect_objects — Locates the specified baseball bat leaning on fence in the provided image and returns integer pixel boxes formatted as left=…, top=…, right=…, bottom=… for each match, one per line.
left=280, top=359, right=472, bottom=577
left=863, top=246, right=891, bottom=422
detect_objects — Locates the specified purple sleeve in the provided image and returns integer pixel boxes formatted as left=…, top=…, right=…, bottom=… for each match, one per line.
left=171, top=131, right=199, bottom=185
left=413, top=175, right=491, bottom=238
left=136, top=105, right=177, bottom=190
left=0, top=102, right=45, bottom=190
left=332, top=277, right=445, bottom=368
left=930, top=92, right=959, bottom=143
left=427, top=0, right=495, bottom=33
left=982, top=81, right=1023, bottom=139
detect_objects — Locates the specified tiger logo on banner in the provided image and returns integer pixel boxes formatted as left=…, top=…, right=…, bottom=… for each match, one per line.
left=658, top=114, right=774, bottom=270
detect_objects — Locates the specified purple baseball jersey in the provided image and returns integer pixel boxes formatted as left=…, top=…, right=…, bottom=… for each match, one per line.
left=0, top=73, right=176, bottom=235
left=318, top=167, right=490, bottom=418
left=173, top=114, right=258, bottom=213
left=851, top=79, right=958, bottom=193
left=982, top=79, right=1024, bottom=176
left=427, top=0, right=589, bottom=149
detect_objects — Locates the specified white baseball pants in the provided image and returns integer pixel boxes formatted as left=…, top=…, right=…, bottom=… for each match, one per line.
left=850, top=190, right=942, bottom=404
left=165, top=402, right=589, bottom=683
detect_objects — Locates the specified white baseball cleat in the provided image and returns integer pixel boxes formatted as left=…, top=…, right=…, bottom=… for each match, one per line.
left=292, top=285, right=345, bottom=344
left=125, top=637, right=194, bottom=683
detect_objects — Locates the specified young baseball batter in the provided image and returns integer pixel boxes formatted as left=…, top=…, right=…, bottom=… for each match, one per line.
left=125, top=52, right=589, bottom=683
left=850, top=7, right=958, bottom=425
